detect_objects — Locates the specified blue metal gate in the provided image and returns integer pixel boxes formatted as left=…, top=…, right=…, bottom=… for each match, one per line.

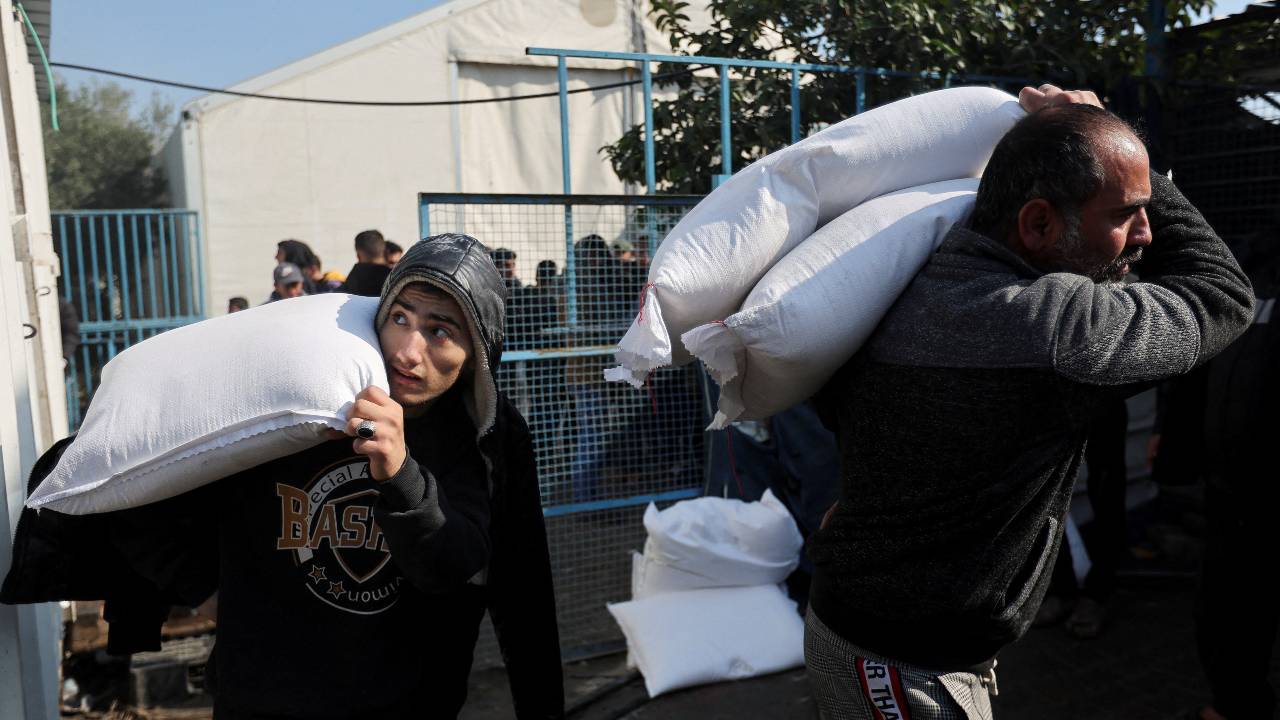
left=420, top=192, right=708, bottom=660
left=53, top=209, right=204, bottom=429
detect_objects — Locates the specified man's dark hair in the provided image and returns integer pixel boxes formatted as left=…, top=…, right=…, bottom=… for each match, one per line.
left=490, top=247, right=516, bottom=263
left=354, top=230, right=386, bottom=258
left=228, top=296, right=249, bottom=312
left=536, top=259, right=557, bottom=284
left=277, top=239, right=316, bottom=268
left=970, top=104, right=1141, bottom=242
left=384, top=241, right=403, bottom=259
left=575, top=234, right=609, bottom=257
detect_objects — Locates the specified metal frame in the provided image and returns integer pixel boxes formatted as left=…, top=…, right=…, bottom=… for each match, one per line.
left=419, top=192, right=706, bottom=516
left=526, top=47, right=1032, bottom=194
left=53, top=209, right=204, bottom=430
left=420, top=191, right=700, bottom=352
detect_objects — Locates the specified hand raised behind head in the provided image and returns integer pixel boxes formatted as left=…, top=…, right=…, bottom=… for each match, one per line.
left=1018, top=84, right=1102, bottom=113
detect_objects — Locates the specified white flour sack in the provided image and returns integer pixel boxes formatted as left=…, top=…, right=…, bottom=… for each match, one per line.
left=28, top=294, right=387, bottom=514
left=685, top=178, right=979, bottom=429
left=605, top=86, right=1023, bottom=386
left=608, top=584, right=804, bottom=697
left=639, top=489, right=803, bottom=591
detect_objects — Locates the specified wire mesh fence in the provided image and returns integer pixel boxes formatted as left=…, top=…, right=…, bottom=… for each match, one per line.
left=1168, top=84, right=1280, bottom=247
left=420, top=193, right=709, bottom=664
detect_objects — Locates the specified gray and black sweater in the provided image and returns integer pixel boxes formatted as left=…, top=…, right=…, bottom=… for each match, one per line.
left=808, top=171, right=1254, bottom=671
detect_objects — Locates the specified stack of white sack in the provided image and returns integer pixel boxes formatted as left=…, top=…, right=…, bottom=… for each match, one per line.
left=607, top=490, right=805, bottom=697
left=685, top=178, right=980, bottom=429
left=605, top=86, right=1024, bottom=389
left=27, top=293, right=387, bottom=515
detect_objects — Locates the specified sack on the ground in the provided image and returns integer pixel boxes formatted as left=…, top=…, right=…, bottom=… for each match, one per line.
left=606, top=86, right=1023, bottom=386
left=684, top=178, right=979, bottom=429
left=637, top=489, right=802, bottom=594
left=608, top=584, right=805, bottom=697
left=28, top=294, right=387, bottom=514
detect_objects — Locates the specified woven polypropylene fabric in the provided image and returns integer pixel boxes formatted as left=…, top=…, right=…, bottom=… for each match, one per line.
left=30, top=293, right=387, bottom=514
left=610, top=86, right=1023, bottom=382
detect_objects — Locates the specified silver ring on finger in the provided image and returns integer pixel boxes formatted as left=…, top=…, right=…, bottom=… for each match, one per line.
left=356, top=419, right=376, bottom=439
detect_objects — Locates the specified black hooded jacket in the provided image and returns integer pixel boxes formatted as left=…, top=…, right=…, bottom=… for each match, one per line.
left=3, top=234, right=564, bottom=719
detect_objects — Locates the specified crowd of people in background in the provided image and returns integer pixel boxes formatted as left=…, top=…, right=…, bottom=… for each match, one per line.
left=230, top=227, right=656, bottom=360
left=227, top=230, right=407, bottom=314
left=232, top=231, right=652, bottom=345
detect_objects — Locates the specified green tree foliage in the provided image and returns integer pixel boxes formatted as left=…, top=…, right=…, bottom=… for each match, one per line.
left=605, top=0, right=1215, bottom=192
left=43, top=78, right=173, bottom=209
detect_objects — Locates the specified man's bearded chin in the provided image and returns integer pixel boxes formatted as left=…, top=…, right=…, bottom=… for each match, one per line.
left=1050, top=216, right=1143, bottom=284
left=1093, top=246, right=1143, bottom=283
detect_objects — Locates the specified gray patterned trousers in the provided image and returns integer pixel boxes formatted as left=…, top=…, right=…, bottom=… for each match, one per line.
left=805, top=610, right=996, bottom=720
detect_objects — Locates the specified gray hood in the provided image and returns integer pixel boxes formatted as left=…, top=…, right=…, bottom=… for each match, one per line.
left=376, top=233, right=507, bottom=437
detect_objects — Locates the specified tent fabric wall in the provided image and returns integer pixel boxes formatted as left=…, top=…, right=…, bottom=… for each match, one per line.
left=162, top=0, right=704, bottom=312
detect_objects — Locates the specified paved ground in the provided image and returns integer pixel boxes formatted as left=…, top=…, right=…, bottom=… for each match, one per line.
left=67, top=458, right=1280, bottom=720
left=455, top=579, right=1280, bottom=720
left=457, top=483, right=1280, bottom=720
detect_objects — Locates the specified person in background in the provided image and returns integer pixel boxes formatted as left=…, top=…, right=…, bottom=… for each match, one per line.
left=305, top=255, right=343, bottom=294
left=385, top=241, right=404, bottom=267
left=1148, top=217, right=1280, bottom=720
left=566, top=236, right=616, bottom=505
left=708, top=398, right=841, bottom=614
left=268, top=263, right=306, bottom=303
left=340, top=229, right=393, bottom=297
left=227, top=297, right=249, bottom=314
left=489, top=248, right=522, bottom=291
left=59, top=298, right=80, bottom=369
left=611, top=238, right=636, bottom=264
left=276, top=239, right=319, bottom=295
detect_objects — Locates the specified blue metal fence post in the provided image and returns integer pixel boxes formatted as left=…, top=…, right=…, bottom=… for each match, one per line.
left=1145, top=0, right=1166, bottom=80
left=718, top=64, right=732, bottom=181
left=166, top=215, right=181, bottom=317
left=642, top=61, right=656, bottom=195
left=143, top=218, right=158, bottom=322
left=129, top=215, right=143, bottom=341
left=115, top=214, right=131, bottom=344
left=642, top=60, right=658, bottom=254
left=85, top=217, right=102, bottom=323
left=856, top=70, right=866, bottom=115
left=790, top=67, right=801, bottom=144
left=557, top=57, right=579, bottom=326
left=557, top=57, right=572, bottom=195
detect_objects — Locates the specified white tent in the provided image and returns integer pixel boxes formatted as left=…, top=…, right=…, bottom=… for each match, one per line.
left=161, top=0, right=709, bottom=312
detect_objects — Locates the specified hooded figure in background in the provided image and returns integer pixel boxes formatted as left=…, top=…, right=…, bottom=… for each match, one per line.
left=2, top=234, right=564, bottom=719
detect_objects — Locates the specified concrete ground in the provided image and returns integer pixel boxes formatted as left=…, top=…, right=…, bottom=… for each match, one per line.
left=458, top=580, right=1279, bottom=720
left=459, top=484, right=1280, bottom=720
left=69, top=468, right=1280, bottom=720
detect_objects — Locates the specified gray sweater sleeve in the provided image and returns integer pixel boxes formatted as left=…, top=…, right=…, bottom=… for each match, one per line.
left=1044, top=171, right=1254, bottom=386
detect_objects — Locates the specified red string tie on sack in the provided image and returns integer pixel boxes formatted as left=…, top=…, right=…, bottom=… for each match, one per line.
left=635, top=283, right=655, bottom=322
